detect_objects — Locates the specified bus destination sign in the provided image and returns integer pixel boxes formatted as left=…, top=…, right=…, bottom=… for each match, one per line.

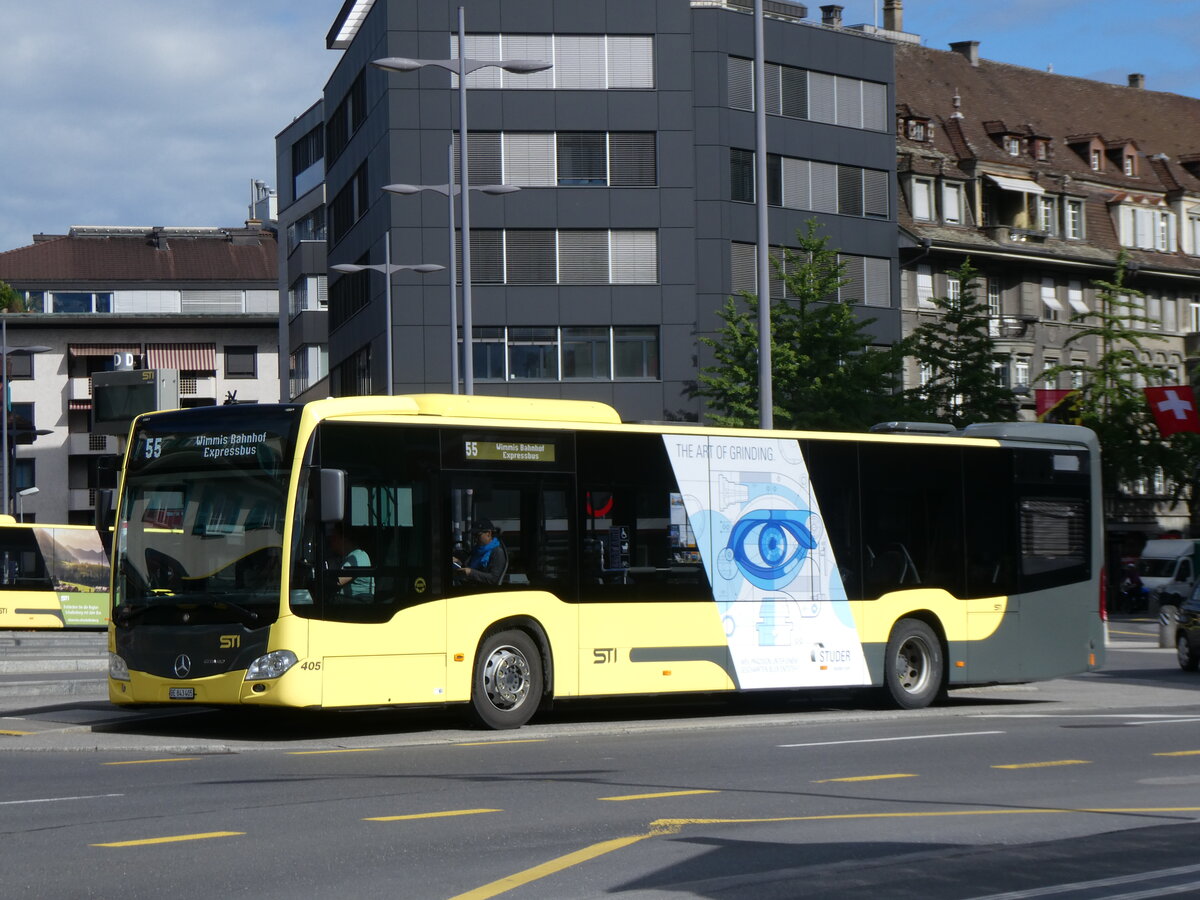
left=465, top=439, right=556, bottom=463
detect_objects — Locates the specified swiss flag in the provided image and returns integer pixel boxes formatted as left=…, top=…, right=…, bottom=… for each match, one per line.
left=1145, top=385, right=1200, bottom=436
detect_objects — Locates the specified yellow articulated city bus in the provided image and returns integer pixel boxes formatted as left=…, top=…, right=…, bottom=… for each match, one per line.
left=107, top=394, right=1106, bottom=728
left=0, top=517, right=111, bottom=629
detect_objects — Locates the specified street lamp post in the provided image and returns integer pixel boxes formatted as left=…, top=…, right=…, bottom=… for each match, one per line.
left=331, top=245, right=444, bottom=396
left=16, top=486, right=38, bottom=523
left=384, top=156, right=518, bottom=394
left=754, top=0, right=773, bottom=429
left=372, top=6, right=551, bottom=395
left=0, top=315, right=50, bottom=518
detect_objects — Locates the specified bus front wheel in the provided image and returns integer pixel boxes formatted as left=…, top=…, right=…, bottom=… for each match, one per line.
left=470, top=630, right=543, bottom=729
left=882, top=619, right=944, bottom=709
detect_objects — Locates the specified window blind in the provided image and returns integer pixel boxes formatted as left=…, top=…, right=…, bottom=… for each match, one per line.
left=555, top=35, right=607, bottom=89
left=609, top=133, right=656, bottom=186
left=559, top=231, right=610, bottom=284
left=506, top=230, right=557, bottom=283
left=728, top=57, right=753, bottom=110
left=504, top=133, right=555, bottom=186
left=782, top=157, right=809, bottom=210
left=607, top=36, right=654, bottom=88
left=611, top=231, right=657, bottom=284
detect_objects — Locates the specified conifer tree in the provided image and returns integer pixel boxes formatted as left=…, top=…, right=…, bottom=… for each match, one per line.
left=696, top=221, right=906, bottom=430
left=903, top=258, right=1015, bottom=427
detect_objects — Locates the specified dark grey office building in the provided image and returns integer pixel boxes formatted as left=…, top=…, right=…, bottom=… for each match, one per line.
left=277, top=0, right=898, bottom=422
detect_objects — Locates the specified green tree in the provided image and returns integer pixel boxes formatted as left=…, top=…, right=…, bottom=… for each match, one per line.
left=903, top=258, right=1015, bottom=427
left=695, top=221, right=907, bottom=430
left=1041, top=251, right=1191, bottom=498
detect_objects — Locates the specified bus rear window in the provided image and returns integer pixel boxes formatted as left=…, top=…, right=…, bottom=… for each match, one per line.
left=1020, top=497, right=1087, bottom=585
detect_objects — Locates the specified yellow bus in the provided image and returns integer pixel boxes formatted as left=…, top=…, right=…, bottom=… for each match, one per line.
left=0, top=516, right=111, bottom=629
left=107, top=395, right=1106, bottom=728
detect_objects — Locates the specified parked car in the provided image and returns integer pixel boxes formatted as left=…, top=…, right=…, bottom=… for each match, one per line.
left=1175, top=581, right=1200, bottom=671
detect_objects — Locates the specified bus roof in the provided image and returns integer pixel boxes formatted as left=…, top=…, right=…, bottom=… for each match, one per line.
left=308, top=393, right=624, bottom=425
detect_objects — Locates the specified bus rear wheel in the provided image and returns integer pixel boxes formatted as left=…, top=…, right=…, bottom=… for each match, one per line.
left=470, top=630, right=543, bottom=729
left=882, top=619, right=944, bottom=709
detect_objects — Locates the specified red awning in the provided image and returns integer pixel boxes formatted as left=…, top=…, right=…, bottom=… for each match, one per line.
left=68, top=343, right=140, bottom=358
left=146, top=343, right=216, bottom=371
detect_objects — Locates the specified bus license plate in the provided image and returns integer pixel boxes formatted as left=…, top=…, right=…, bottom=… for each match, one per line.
left=169, top=688, right=195, bottom=700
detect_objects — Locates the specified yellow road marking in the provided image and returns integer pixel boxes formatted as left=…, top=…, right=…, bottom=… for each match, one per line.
left=598, top=790, right=719, bottom=802
left=456, top=740, right=547, bottom=746
left=450, top=834, right=653, bottom=900
left=365, top=808, right=501, bottom=822
left=286, top=748, right=383, bottom=755
left=814, top=773, right=918, bottom=783
left=0, top=729, right=33, bottom=736
left=1155, top=750, right=1200, bottom=756
left=102, top=758, right=201, bottom=766
left=992, top=760, right=1090, bottom=769
left=92, top=831, right=244, bottom=847
left=453, top=808, right=1200, bottom=900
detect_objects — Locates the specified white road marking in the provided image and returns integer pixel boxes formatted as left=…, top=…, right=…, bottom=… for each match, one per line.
left=779, top=730, right=1004, bottom=748
left=965, top=862, right=1200, bottom=899
left=0, top=793, right=123, bottom=806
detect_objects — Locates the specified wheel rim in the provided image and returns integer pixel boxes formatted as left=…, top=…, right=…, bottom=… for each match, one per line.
left=894, top=635, right=932, bottom=695
left=482, top=644, right=531, bottom=711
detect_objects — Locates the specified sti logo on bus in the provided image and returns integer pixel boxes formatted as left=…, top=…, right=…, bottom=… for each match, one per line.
left=220, top=635, right=241, bottom=649
left=593, top=648, right=617, bottom=664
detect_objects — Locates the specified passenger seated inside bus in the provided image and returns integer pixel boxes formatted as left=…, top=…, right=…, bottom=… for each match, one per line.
left=329, top=523, right=374, bottom=600
left=453, top=519, right=508, bottom=586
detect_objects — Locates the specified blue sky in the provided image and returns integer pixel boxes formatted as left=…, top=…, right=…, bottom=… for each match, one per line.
left=0, top=1, right=1194, bottom=254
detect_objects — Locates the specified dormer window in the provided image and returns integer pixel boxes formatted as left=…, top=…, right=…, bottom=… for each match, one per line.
left=905, top=118, right=932, bottom=141
left=1067, top=134, right=1106, bottom=172
left=1105, top=139, right=1138, bottom=176
left=1034, top=140, right=1049, bottom=161
left=1006, top=136, right=1021, bottom=156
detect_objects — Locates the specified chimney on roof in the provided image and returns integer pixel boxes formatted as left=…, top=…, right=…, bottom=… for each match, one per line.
left=950, top=40, right=980, bottom=67
left=820, top=4, right=842, bottom=26
left=883, top=0, right=902, bottom=32
left=1128, top=73, right=1145, bottom=89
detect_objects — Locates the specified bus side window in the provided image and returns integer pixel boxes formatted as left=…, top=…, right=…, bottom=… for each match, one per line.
left=577, top=432, right=710, bottom=603
left=859, top=444, right=965, bottom=599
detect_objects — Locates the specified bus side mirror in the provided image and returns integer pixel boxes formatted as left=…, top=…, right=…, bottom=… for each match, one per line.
left=95, top=489, right=113, bottom=531
left=95, top=490, right=114, bottom=556
left=319, top=468, right=346, bottom=523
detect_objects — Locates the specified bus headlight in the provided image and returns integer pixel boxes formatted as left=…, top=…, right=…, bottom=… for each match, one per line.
left=109, top=653, right=130, bottom=682
left=245, top=650, right=298, bottom=681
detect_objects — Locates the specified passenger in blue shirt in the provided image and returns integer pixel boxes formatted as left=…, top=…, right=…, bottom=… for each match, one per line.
left=454, top=519, right=507, bottom=585
left=330, top=523, right=374, bottom=599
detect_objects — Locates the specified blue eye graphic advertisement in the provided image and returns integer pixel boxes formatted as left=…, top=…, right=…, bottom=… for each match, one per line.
left=664, top=435, right=869, bottom=690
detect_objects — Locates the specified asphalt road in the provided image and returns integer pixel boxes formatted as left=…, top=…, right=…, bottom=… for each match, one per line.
left=2, top=616, right=1199, bottom=899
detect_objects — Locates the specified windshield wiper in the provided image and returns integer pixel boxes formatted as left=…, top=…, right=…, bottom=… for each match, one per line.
left=204, top=599, right=261, bottom=626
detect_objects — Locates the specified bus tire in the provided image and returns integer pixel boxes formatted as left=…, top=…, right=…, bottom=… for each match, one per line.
left=469, top=630, right=543, bottom=730
left=1177, top=633, right=1200, bottom=671
left=882, top=619, right=944, bottom=709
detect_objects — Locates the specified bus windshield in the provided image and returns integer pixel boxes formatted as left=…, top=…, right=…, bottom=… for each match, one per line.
left=113, top=406, right=302, bottom=628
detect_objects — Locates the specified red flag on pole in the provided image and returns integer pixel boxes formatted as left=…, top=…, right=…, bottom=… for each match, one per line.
left=1145, top=385, right=1200, bottom=436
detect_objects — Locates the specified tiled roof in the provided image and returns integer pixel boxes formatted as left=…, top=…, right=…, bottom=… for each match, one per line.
left=0, top=228, right=278, bottom=284
left=896, top=43, right=1200, bottom=192
left=895, top=43, right=1200, bottom=274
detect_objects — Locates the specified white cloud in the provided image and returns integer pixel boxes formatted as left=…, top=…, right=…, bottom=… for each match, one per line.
left=0, top=0, right=336, bottom=250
